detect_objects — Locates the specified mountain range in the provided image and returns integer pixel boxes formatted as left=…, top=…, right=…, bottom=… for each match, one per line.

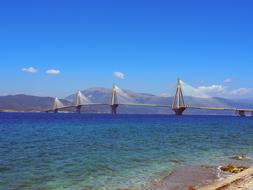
left=0, top=87, right=253, bottom=115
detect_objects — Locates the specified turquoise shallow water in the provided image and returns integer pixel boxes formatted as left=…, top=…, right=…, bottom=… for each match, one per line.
left=0, top=113, right=253, bottom=190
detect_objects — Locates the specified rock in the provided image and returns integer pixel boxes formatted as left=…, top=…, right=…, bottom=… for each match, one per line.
left=169, top=159, right=182, bottom=164
left=221, top=164, right=248, bottom=174
left=188, top=186, right=197, bottom=190
left=231, top=154, right=246, bottom=161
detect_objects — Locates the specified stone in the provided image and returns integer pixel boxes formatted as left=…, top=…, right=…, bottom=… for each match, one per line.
left=221, top=164, right=248, bottom=174
left=232, top=154, right=246, bottom=161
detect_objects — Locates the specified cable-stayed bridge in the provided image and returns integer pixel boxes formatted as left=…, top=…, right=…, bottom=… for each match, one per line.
left=45, top=79, right=253, bottom=117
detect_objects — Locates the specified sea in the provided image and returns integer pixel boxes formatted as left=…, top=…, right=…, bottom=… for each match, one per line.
left=0, top=113, right=253, bottom=190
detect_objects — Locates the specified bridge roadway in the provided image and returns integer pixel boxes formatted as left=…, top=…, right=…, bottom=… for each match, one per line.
left=45, top=103, right=172, bottom=112
left=188, top=106, right=253, bottom=112
left=45, top=103, right=253, bottom=115
left=45, top=103, right=109, bottom=112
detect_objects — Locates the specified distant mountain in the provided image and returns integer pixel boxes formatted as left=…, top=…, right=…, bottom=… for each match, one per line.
left=65, top=87, right=163, bottom=104
left=0, top=94, right=70, bottom=112
left=0, top=88, right=252, bottom=114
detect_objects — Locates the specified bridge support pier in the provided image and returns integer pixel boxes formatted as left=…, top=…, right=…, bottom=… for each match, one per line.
left=173, top=107, right=186, bottom=116
left=236, top=110, right=246, bottom=117
left=76, top=105, right=82, bottom=113
left=111, top=104, right=118, bottom=115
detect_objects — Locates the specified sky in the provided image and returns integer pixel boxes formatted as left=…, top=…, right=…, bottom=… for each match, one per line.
left=0, top=0, right=253, bottom=98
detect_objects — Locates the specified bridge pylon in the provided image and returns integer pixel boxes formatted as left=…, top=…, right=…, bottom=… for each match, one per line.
left=111, top=84, right=118, bottom=115
left=75, top=90, right=82, bottom=113
left=53, top=97, right=63, bottom=113
left=172, top=79, right=186, bottom=115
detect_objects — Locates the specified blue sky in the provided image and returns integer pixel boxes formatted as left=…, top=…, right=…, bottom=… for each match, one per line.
left=0, top=0, right=252, bottom=98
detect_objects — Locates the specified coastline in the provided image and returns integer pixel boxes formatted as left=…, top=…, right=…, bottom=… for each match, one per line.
left=144, top=157, right=253, bottom=190
left=144, top=165, right=219, bottom=190
left=198, top=167, right=253, bottom=190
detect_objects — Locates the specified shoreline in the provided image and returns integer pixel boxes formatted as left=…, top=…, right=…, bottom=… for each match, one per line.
left=144, top=158, right=253, bottom=190
left=198, top=167, right=253, bottom=190
left=144, top=165, right=219, bottom=190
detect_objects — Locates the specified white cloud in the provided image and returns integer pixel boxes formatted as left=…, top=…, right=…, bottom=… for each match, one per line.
left=160, top=93, right=170, bottom=97
left=194, top=84, right=252, bottom=98
left=180, top=80, right=253, bottom=99
left=113, top=71, right=125, bottom=79
left=46, top=69, right=61, bottom=75
left=22, top=67, right=38, bottom=73
left=224, top=78, right=232, bottom=83
left=231, top=88, right=253, bottom=96
left=196, top=85, right=226, bottom=94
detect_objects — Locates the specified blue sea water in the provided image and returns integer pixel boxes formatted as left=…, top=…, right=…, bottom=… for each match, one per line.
left=0, top=113, right=253, bottom=190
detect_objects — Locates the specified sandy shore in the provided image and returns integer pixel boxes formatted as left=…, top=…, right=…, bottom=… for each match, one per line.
left=198, top=167, right=253, bottom=190
left=145, top=166, right=219, bottom=190
left=145, top=165, right=253, bottom=190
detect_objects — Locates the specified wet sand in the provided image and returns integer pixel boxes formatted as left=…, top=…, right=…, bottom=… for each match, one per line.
left=198, top=167, right=253, bottom=190
left=145, top=166, right=219, bottom=190
left=144, top=160, right=253, bottom=190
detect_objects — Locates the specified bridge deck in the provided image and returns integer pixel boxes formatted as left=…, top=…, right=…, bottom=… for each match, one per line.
left=45, top=103, right=253, bottom=113
left=45, top=103, right=110, bottom=112
left=188, top=106, right=253, bottom=112
left=119, top=103, right=171, bottom=107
